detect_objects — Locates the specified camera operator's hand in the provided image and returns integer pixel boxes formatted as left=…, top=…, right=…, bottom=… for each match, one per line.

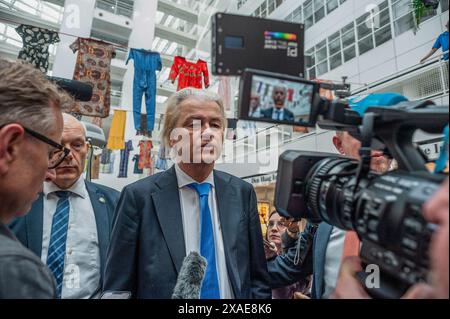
left=281, top=218, right=300, bottom=239
left=402, top=284, right=436, bottom=299
left=420, top=178, right=449, bottom=299
left=263, top=239, right=278, bottom=260
left=330, top=256, right=370, bottom=299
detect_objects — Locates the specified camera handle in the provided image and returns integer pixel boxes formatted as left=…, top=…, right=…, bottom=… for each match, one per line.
left=354, top=113, right=376, bottom=193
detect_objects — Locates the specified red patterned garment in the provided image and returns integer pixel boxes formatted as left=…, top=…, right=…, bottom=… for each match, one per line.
left=169, top=56, right=210, bottom=91
left=138, top=140, right=153, bottom=170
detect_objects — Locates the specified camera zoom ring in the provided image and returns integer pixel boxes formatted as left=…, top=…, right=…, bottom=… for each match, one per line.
left=308, top=159, right=347, bottom=217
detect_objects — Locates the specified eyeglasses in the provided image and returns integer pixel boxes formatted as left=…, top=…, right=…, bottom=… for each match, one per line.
left=0, top=124, right=70, bottom=169
left=268, top=220, right=287, bottom=229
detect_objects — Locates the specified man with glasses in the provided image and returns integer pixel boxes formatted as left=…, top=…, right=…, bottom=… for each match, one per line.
left=11, top=114, right=120, bottom=299
left=0, top=58, right=66, bottom=298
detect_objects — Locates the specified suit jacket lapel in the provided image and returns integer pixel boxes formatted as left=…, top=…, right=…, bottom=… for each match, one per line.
left=85, top=181, right=110, bottom=276
left=214, top=171, right=242, bottom=296
left=313, top=222, right=333, bottom=299
left=152, top=166, right=186, bottom=274
left=26, top=194, right=44, bottom=257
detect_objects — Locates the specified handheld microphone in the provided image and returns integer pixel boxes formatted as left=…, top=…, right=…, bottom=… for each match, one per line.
left=47, top=76, right=93, bottom=102
left=172, top=252, right=207, bottom=299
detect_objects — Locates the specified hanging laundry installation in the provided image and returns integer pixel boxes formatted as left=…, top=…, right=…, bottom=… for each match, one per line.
left=70, top=38, right=116, bottom=118
left=16, top=24, right=60, bottom=73
left=127, top=49, right=162, bottom=134
left=169, top=56, right=210, bottom=91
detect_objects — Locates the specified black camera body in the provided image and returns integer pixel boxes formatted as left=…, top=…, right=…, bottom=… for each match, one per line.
left=276, top=150, right=444, bottom=298
left=274, top=103, right=448, bottom=298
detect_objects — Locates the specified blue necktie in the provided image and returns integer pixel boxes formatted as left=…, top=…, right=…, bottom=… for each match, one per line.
left=274, top=109, right=282, bottom=121
left=188, top=183, right=220, bottom=299
left=46, top=191, right=71, bottom=298
left=278, top=110, right=283, bottom=120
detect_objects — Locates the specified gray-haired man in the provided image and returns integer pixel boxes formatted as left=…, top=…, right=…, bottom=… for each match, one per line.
left=0, top=59, right=66, bottom=299
left=103, top=88, right=271, bottom=299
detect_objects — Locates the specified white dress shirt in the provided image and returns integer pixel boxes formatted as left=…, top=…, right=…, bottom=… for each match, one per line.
left=174, top=164, right=234, bottom=299
left=322, top=226, right=346, bottom=299
left=42, top=176, right=101, bottom=299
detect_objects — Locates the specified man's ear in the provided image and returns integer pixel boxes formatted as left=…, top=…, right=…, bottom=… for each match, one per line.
left=0, top=124, right=26, bottom=174
left=333, top=135, right=344, bottom=155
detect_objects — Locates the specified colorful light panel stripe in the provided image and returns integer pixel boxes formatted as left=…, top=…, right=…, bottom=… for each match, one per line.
left=264, top=31, right=297, bottom=41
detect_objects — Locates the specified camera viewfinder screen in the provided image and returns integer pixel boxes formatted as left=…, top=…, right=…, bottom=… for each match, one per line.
left=248, top=75, right=314, bottom=125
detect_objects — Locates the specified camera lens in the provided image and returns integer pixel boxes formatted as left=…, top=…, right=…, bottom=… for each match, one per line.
left=306, top=157, right=359, bottom=229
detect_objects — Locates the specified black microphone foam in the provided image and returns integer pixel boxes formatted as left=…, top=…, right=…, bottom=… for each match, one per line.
left=47, top=76, right=93, bottom=102
left=172, top=252, right=207, bottom=299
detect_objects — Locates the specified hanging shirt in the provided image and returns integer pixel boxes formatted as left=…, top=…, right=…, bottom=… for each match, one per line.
left=218, top=76, right=232, bottom=111
left=100, top=152, right=116, bottom=174
left=132, top=155, right=143, bottom=175
left=107, top=110, right=127, bottom=150
left=16, top=24, right=60, bottom=73
left=169, top=56, right=210, bottom=91
left=91, top=154, right=101, bottom=180
left=70, top=38, right=116, bottom=118
left=138, top=140, right=153, bottom=170
left=155, top=147, right=169, bottom=171
left=118, top=141, right=134, bottom=178
left=100, top=149, right=112, bottom=165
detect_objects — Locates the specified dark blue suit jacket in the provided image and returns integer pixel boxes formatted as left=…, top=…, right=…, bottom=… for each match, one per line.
left=9, top=181, right=120, bottom=288
left=102, top=166, right=271, bottom=299
left=261, top=108, right=295, bottom=121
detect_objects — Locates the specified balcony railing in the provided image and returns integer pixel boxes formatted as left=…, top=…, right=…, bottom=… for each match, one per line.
left=95, top=0, right=134, bottom=19
left=352, top=51, right=449, bottom=101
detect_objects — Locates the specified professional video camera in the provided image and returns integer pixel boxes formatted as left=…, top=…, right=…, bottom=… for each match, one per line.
left=212, top=12, right=449, bottom=298
left=238, top=68, right=449, bottom=299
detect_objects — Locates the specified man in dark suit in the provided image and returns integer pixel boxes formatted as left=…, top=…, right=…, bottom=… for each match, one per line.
left=10, top=114, right=119, bottom=299
left=103, top=88, right=271, bottom=299
left=261, top=86, right=294, bottom=121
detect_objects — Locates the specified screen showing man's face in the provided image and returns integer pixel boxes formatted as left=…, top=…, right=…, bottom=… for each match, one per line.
left=248, top=75, right=315, bottom=125
left=272, top=87, right=287, bottom=109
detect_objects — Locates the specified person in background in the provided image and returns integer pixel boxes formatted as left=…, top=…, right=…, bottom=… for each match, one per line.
left=420, top=21, right=449, bottom=63
left=249, top=94, right=262, bottom=118
left=264, top=211, right=312, bottom=299
left=0, top=58, right=66, bottom=298
left=10, top=114, right=120, bottom=299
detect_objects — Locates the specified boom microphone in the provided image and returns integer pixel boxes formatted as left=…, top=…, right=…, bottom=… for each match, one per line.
left=172, top=252, right=207, bottom=299
left=47, top=76, right=93, bottom=102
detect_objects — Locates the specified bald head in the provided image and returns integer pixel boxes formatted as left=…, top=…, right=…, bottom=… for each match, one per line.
left=54, top=114, right=89, bottom=189
left=272, top=85, right=287, bottom=109
left=63, top=113, right=87, bottom=139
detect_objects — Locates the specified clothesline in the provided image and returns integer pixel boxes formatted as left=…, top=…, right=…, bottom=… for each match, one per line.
left=0, top=17, right=212, bottom=62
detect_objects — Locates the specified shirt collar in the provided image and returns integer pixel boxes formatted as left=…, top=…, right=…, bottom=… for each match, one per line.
left=174, top=164, right=215, bottom=189
left=43, top=176, right=87, bottom=199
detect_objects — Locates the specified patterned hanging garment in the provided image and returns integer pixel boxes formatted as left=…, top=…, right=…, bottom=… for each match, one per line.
left=16, top=24, right=60, bottom=73
left=70, top=38, right=116, bottom=118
